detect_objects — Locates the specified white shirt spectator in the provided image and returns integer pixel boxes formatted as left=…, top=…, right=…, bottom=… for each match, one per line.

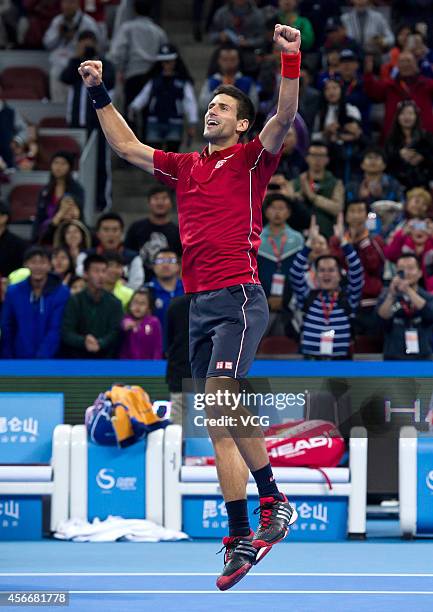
left=341, top=8, right=394, bottom=50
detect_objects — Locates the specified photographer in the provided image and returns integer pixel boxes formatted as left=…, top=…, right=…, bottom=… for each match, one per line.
left=377, top=254, right=433, bottom=360
left=43, top=0, right=100, bottom=102
left=383, top=218, right=433, bottom=294
left=60, top=31, right=115, bottom=210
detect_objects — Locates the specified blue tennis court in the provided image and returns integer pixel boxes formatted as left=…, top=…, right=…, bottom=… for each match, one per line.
left=2, top=523, right=433, bottom=611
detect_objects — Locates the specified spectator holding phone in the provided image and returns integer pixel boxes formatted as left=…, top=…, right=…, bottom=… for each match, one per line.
left=377, top=254, right=433, bottom=360
left=383, top=218, right=433, bottom=293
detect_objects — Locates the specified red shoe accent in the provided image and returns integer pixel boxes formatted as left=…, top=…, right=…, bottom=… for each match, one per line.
left=216, top=563, right=252, bottom=591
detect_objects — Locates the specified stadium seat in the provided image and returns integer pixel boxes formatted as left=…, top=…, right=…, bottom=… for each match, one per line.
left=36, top=135, right=80, bottom=171
left=353, top=335, right=384, bottom=354
left=258, top=335, right=299, bottom=355
left=8, top=184, right=41, bottom=222
left=0, top=67, right=49, bottom=100
left=38, top=117, right=68, bottom=129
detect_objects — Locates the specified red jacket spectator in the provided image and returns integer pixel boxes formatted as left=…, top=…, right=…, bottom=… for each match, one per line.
left=364, top=51, right=433, bottom=138
left=330, top=231, right=385, bottom=302
left=383, top=225, right=433, bottom=293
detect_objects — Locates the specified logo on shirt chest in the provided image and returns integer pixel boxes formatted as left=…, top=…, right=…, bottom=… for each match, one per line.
left=214, top=154, right=234, bottom=169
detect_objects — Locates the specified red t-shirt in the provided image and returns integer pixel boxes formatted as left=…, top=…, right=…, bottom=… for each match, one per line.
left=153, top=136, right=282, bottom=293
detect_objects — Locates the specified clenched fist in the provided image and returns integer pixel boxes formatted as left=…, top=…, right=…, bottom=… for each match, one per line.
left=78, top=60, right=103, bottom=87
left=273, top=24, right=301, bottom=54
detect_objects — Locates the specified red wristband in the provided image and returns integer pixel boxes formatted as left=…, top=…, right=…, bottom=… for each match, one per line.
left=281, top=51, right=301, bottom=79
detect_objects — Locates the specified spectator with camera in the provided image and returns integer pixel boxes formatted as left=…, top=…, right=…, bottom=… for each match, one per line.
left=43, top=0, right=100, bottom=101
left=1, top=247, right=70, bottom=358
left=290, top=214, right=363, bottom=359
left=61, top=253, right=123, bottom=358
left=383, top=218, right=433, bottom=293
left=377, top=253, right=433, bottom=360
left=287, top=140, right=344, bottom=238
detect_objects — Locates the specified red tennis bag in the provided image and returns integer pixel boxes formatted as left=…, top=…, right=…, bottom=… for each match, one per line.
left=263, top=420, right=346, bottom=467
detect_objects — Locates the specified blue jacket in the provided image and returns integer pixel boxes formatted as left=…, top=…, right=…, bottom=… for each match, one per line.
left=1, top=274, right=70, bottom=358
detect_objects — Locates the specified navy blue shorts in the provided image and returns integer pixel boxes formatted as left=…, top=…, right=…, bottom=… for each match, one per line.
left=189, top=283, right=269, bottom=380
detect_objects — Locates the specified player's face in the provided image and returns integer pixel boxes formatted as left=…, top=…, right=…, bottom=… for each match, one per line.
left=317, top=258, right=341, bottom=291
left=204, top=94, right=248, bottom=142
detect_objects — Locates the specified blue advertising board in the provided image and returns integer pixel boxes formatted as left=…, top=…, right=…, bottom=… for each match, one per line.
left=183, top=496, right=348, bottom=541
left=0, top=393, right=63, bottom=464
left=87, top=440, right=146, bottom=521
left=0, top=497, right=42, bottom=540
left=416, top=434, right=433, bottom=534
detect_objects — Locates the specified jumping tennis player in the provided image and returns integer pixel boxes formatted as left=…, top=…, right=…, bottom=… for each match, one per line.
left=79, top=24, right=301, bottom=590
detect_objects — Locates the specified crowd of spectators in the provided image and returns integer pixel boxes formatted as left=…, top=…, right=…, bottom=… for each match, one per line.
left=1, top=0, right=433, bottom=362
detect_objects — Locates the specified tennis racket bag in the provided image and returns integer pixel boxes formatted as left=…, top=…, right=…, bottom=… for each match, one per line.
left=263, top=419, right=345, bottom=467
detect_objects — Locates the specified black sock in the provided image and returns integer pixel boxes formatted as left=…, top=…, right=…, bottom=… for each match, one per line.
left=225, top=499, right=251, bottom=537
left=251, top=463, right=283, bottom=499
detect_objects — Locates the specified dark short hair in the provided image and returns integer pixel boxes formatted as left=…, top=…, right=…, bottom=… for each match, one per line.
left=361, top=146, right=385, bottom=162
left=147, top=185, right=172, bottom=200
left=134, top=0, right=152, bottom=16
left=308, top=140, right=329, bottom=153
left=212, top=84, right=255, bottom=132
left=51, top=246, right=74, bottom=269
left=23, top=246, right=50, bottom=263
left=104, top=251, right=125, bottom=266
left=396, top=253, right=421, bottom=268
left=78, top=30, right=97, bottom=42
left=315, top=255, right=341, bottom=272
left=83, top=253, right=107, bottom=272
left=345, top=200, right=368, bottom=213
left=263, top=193, right=293, bottom=213
left=96, top=212, right=124, bottom=231
left=154, top=248, right=178, bottom=262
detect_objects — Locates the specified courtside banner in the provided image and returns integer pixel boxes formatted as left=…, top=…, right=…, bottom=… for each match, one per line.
left=0, top=393, right=63, bottom=464
left=0, top=497, right=42, bottom=540
left=183, top=496, right=347, bottom=541
left=416, top=434, right=433, bottom=534
left=87, top=440, right=146, bottom=521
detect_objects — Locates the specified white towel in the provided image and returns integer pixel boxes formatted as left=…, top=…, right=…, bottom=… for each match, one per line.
left=54, top=516, right=189, bottom=542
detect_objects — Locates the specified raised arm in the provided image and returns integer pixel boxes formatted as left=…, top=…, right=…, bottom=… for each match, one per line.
left=259, top=24, right=301, bottom=155
left=78, top=60, right=155, bottom=174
